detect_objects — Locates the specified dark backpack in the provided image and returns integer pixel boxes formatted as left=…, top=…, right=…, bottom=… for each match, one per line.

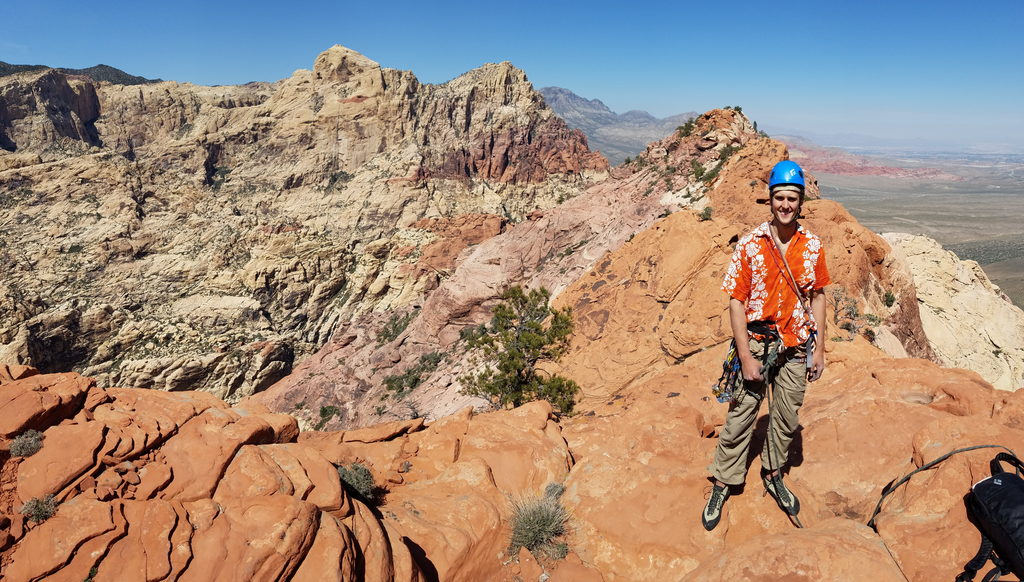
left=958, top=453, right=1024, bottom=582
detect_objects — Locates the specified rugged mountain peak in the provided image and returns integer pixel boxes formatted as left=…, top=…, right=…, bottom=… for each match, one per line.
left=446, top=60, right=539, bottom=108
left=312, top=44, right=383, bottom=85
left=0, top=68, right=101, bottom=155
left=0, top=47, right=606, bottom=400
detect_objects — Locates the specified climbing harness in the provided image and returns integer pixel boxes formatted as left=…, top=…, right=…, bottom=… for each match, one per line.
left=712, top=322, right=781, bottom=404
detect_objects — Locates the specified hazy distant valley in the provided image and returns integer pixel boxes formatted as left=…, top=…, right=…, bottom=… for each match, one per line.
left=820, top=152, right=1024, bottom=306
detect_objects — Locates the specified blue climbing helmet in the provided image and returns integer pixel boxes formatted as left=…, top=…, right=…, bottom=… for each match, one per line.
left=768, top=160, right=805, bottom=191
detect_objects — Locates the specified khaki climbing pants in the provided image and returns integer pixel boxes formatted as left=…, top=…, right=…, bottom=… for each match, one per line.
left=708, top=336, right=807, bottom=486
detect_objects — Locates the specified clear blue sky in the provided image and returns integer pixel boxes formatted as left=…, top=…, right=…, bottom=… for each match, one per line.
left=3, top=0, right=1021, bottom=152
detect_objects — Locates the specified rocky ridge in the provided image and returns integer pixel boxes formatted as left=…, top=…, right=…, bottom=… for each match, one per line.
left=0, top=45, right=606, bottom=403
left=251, top=107, right=944, bottom=434
left=0, top=61, right=159, bottom=85
left=250, top=108, right=839, bottom=427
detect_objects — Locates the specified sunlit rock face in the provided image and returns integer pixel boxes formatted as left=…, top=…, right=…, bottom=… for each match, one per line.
left=0, top=45, right=606, bottom=401
left=884, top=232, right=1024, bottom=390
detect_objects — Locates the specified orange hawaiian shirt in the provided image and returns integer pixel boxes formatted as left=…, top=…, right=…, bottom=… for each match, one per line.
left=722, top=222, right=831, bottom=347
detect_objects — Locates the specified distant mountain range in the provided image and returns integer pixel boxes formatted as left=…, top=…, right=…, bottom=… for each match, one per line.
left=539, top=87, right=696, bottom=165
left=0, top=61, right=159, bottom=85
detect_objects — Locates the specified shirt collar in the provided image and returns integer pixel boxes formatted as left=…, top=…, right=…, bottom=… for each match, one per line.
left=754, top=221, right=806, bottom=240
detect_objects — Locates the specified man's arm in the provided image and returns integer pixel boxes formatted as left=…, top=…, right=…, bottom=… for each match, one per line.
left=808, top=289, right=827, bottom=382
left=730, top=298, right=762, bottom=381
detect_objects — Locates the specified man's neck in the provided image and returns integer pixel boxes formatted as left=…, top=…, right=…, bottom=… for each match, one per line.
left=770, top=220, right=797, bottom=244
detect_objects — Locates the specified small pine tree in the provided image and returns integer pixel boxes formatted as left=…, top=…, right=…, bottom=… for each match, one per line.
left=677, top=118, right=697, bottom=137
left=462, top=286, right=579, bottom=413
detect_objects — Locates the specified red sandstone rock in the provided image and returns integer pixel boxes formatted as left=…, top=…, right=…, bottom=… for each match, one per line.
left=684, top=518, right=907, bottom=581
left=16, top=422, right=104, bottom=501
left=0, top=365, right=36, bottom=384
left=0, top=372, right=93, bottom=437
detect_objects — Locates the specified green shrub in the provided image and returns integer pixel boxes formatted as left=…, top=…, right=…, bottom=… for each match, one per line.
left=337, top=462, right=379, bottom=504
left=20, top=494, right=57, bottom=523
left=459, top=323, right=488, bottom=344
left=718, top=144, right=739, bottom=161
left=509, top=483, right=570, bottom=559
left=377, top=310, right=416, bottom=345
left=690, top=159, right=705, bottom=181
left=863, top=327, right=876, bottom=342
left=383, top=351, right=443, bottom=399
left=10, top=429, right=43, bottom=457
left=313, top=405, right=340, bottom=430
left=698, top=207, right=713, bottom=222
left=327, top=170, right=353, bottom=190
left=677, top=118, right=697, bottom=137
left=209, top=166, right=230, bottom=191
left=461, top=286, right=580, bottom=413
left=702, top=164, right=722, bottom=184
left=884, top=291, right=897, bottom=308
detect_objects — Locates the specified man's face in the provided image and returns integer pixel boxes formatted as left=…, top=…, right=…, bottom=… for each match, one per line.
left=770, top=189, right=802, bottom=227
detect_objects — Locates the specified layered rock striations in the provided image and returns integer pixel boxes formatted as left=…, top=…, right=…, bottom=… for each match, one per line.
left=884, top=233, right=1024, bottom=390
left=0, top=45, right=606, bottom=402
left=4, top=334, right=1023, bottom=580
left=0, top=369, right=590, bottom=581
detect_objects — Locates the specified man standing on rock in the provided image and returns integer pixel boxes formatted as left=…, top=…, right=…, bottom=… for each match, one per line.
left=701, top=160, right=830, bottom=531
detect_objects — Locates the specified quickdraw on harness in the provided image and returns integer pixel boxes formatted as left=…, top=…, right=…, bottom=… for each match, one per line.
left=712, top=321, right=783, bottom=404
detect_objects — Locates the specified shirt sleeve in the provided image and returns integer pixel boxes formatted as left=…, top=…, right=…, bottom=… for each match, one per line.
left=813, top=246, right=832, bottom=290
left=722, top=243, right=751, bottom=302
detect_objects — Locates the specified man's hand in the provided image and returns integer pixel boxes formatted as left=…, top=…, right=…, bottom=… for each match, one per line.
left=807, top=349, right=825, bottom=382
left=740, top=355, right=763, bottom=382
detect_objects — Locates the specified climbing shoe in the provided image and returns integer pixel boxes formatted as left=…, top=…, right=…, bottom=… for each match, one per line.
left=702, top=483, right=730, bottom=531
left=763, top=472, right=800, bottom=516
